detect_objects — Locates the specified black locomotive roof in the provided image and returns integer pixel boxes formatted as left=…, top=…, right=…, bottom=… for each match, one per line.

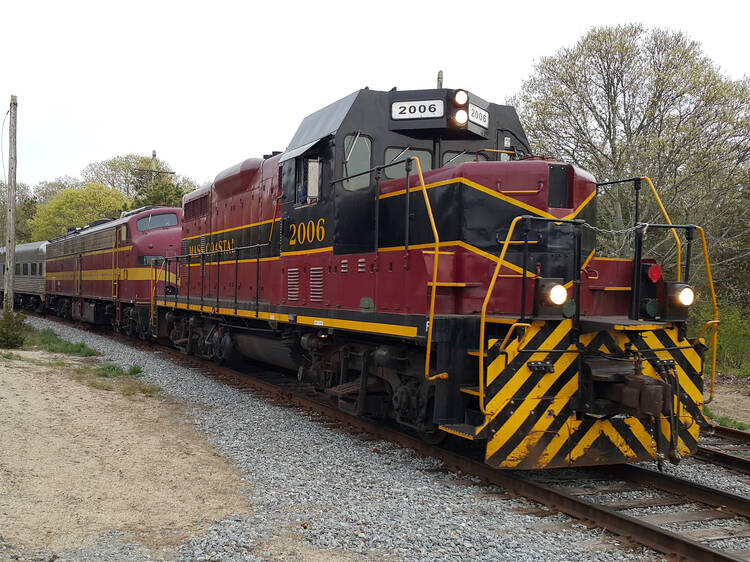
left=281, top=87, right=531, bottom=163
left=281, top=91, right=359, bottom=162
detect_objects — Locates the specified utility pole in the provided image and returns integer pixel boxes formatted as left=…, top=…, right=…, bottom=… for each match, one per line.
left=151, top=149, right=157, bottom=184
left=3, top=95, right=17, bottom=314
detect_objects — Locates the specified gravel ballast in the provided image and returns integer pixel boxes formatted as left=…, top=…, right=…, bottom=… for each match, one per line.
left=18, top=317, right=689, bottom=560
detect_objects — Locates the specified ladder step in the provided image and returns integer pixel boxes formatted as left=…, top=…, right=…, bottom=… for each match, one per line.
left=439, top=423, right=479, bottom=440
left=326, top=380, right=361, bottom=397
left=459, top=385, right=480, bottom=396
left=467, top=349, right=487, bottom=357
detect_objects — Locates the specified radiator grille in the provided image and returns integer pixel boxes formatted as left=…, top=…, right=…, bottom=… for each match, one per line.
left=309, top=267, right=324, bottom=302
left=287, top=268, right=299, bottom=301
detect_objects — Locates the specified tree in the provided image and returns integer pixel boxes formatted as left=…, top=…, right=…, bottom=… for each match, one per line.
left=512, top=24, right=750, bottom=301
left=0, top=181, right=37, bottom=244
left=33, top=175, right=82, bottom=205
left=82, top=154, right=169, bottom=198
left=82, top=153, right=196, bottom=208
left=132, top=174, right=195, bottom=208
left=29, top=183, right=129, bottom=241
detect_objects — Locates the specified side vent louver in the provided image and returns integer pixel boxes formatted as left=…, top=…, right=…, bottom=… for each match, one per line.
left=310, top=267, right=323, bottom=302
left=358, top=258, right=366, bottom=273
left=287, top=268, right=299, bottom=301
left=340, top=259, right=348, bottom=273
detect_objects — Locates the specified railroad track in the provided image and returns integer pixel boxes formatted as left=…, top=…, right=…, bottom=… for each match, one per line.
left=32, top=315, right=750, bottom=561
left=696, top=425, right=750, bottom=476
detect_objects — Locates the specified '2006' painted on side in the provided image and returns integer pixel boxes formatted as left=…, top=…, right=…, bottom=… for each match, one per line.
left=289, top=218, right=326, bottom=246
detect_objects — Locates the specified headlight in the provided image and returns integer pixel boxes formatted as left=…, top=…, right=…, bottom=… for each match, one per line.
left=677, top=286, right=695, bottom=306
left=454, top=90, right=468, bottom=105
left=661, top=282, right=695, bottom=321
left=454, top=109, right=468, bottom=125
left=548, top=284, right=568, bottom=305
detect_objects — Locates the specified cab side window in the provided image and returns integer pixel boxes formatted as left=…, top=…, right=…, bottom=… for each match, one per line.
left=384, top=147, right=432, bottom=179
left=296, top=157, right=321, bottom=205
left=342, top=133, right=372, bottom=191
left=442, top=151, right=493, bottom=166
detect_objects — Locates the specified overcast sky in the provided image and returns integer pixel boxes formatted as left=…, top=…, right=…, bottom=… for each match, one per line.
left=1, top=0, right=748, bottom=189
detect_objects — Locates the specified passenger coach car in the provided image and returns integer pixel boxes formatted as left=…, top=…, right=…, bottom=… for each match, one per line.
left=0, top=240, right=48, bottom=310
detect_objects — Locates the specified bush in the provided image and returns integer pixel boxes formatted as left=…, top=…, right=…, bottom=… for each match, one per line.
left=690, top=301, right=750, bottom=378
left=0, top=311, right=26, bottom=348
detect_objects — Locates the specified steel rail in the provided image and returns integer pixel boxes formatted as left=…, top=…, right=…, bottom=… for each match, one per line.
left=695, top=446, right=750, bottom=476
left=711, top=425, right=750, bottom=444
left=605, top=464, right=750, bottom=518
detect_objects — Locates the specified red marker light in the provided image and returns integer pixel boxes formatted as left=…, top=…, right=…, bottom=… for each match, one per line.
left=648, top=264, right=662, bottom=283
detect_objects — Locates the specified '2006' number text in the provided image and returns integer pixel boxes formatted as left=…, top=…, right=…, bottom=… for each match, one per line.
left=289, top=218, right=325, bottom=246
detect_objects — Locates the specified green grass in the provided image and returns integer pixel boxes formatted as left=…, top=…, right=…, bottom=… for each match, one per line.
left=1, top=351, right=20, bottom=360
left=94, top=363, right=126, bottom=377
left=127, top=364, right=143, bottom=376
left=703, top=406, right=750, bottom=431
left=25, top=328, right=98, bottom=357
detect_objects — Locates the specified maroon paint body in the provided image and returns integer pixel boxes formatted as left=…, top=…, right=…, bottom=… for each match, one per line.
left=46, top=208, right=183, bottom=306
left=173, top=155, right=641, bottom=326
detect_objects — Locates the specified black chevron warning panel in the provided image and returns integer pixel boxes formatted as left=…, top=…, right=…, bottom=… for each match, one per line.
left=481, top=320, right=703, bottom=469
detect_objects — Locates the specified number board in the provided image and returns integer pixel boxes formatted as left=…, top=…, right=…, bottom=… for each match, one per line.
left=469, top=103, right=489, bottom=128
left=391, top=100, right=445, bottom=120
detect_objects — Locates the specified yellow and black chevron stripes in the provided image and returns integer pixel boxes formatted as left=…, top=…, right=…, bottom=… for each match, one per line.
left=480, top=321, right=704, bottom=469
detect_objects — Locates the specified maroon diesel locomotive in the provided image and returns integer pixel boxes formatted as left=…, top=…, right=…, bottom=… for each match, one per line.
left=46, top=206, right=182, bottom=337
left=154, top=87, right=717, bottom=469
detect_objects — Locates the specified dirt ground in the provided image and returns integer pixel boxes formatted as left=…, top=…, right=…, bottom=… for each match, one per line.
left=0, top=349, right=252, bottom=556
left=705, top=375, right=750, bottom=426
left=1, top=345, right=748, bottom=560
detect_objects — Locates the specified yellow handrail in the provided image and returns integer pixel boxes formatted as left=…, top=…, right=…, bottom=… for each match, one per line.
left=150, top=260, right=168, bottom=325
left=640, top=178, right=719, bottom=402
left=641, top=176, right=682, bottom=282
left=410, top=157, right=448, bottom=382
left=478, top=215, right=526, bottom=413
left=475, top=149, right=516, bottom=160
left=694, top=226, right=719, bottom=404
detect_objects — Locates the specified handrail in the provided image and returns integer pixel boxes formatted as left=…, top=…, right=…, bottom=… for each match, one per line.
left=410, top=156, right=448, bottom=382
left=150, top=259, right=167, bottom=325
left=626, top=222, right=719, bottom=403
left=695, top=226, right=719, bottom=404
left=474, top=149, right=516, bottom=161
left=478, top=215, right=526, bottom=414
left=641, top=177, right=682, bottom=282
left=268, top=194, right=283, bottom=242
